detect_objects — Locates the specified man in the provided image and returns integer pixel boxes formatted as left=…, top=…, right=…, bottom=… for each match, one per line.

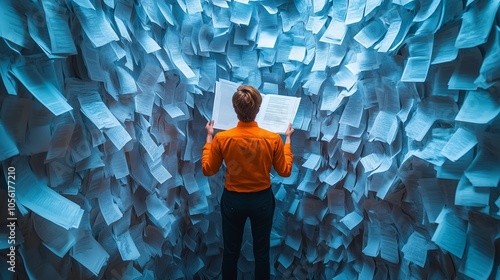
left=202, top=85, right=294, bottom=279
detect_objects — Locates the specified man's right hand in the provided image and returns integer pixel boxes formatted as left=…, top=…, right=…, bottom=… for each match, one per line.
left=285, top=123, right=294, bottom=144
left=205, top=120, right=215, bottom=143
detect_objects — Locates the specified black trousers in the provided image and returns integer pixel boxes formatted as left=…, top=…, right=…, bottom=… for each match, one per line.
left=220, top=187, right=275, bottom=280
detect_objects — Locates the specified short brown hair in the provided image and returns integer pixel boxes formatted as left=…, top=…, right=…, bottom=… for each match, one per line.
left=232, top=85, right=262, bottom=122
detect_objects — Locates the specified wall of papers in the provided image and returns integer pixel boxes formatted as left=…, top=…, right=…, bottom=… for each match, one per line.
left=1, top=0, right=499, bottom=279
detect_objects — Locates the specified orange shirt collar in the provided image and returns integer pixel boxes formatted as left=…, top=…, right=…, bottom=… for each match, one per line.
left=237, top=121, right=258, bottom=127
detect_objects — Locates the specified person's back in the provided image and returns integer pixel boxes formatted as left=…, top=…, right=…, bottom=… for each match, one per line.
left=203, top=122, right=292, bottom=192
left=202, top=85, right=294, bottom=279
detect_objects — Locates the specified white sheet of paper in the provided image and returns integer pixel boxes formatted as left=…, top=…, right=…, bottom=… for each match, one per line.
left=78, top=91, right=120, bottom=129
left=320, top=20, right=347, bottom=45
left=11, top=65, right=72, bottom=116
left=476, top=26, right=500, bottom=88
left=73, top=3, right=119, bottom=48
left=448, top=47, right=482, bottom=90
left=455, top=0, right=500, bottom=48
left=441, top=127, right=478, bottom=162
left=33, top=214, right=78, bottom=258
left=0, top=0, right=32, bottom=48
left=103, top=125, right=132, bottom=151
left=135, top=30, right=161, bottom=54
left=464, top=149, right=500, bottom=187
left=46, top=118, right=75, bottom=161
left=380, top=226, right=399, bottom=264
left=188, top=190, right=209, bottom=215
left=327, top=188, right=345, bottom=217
left=459, top=216, right=496, bottom=279
left=401, top=231, right=429, bottom=267
left=0, top=121, right=19, bottom=161
left=15, top=158, right=83, bottom=230
left=339, top=91, right=363, bottom=128
left=230, top=2, right=252, bottom=25
left=145, top=155, right=172, bottom=184
left=302, top=154, right=322, bottom=170
left=432, top=23, right=460, bottom=64
left=164, top=29, right=196, bottom=79
left=418, top=178, right=446, bottom=223
left=42, top=0, right=77, bottom=55
left=375, top=9, right=401, bottom=53
left=455, top=90, right=500, bottom=124
left=368, top=111, right=398, bottom=144
left=71, top=233, right=110, bottom=276
left=114, top=230, right=141, bottom=261
left=401, top=34, right=433, bottom=82
left=359, top=258, right=375, bottom=279
left=362, top=222, right=381, bottom=257
left=431, top=209, right=467, bottom=258
left=258, top=94, right=301, bottom=134
left=212, top=79, right=301, bottom=134
left=98, top=186, right=123, bottom=225
left=109, top=149, right=129, bottom=179
left=340, top=211, right=363, bottom=230
left=353, top=19, right=387, bottom=48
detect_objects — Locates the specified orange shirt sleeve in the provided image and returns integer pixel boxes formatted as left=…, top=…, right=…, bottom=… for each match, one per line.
left=273, top=140, right=294, bottom=177
left=202, top=138, right=223, bottom=176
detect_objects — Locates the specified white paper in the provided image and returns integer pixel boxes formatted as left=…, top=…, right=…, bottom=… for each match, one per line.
left=15, top=158, right=83, bottom=230
left=455, top=90, right=500, bottom=124
left=401, top=231, right=430, bottom=267
left=74, top=3, right=119, bottom=47
left=464, top=149, right=500, bottom=187
left=340, top=211, right=363, bottom=230
left=71, top=233, right=110, bottom=276
left=11, top=65, right=72, bottom=116
left=212, top=79, right=301, bottom=134
left=459, top=215, right=496, bottom=279
left=440, top=127, right=478, bottom=162
left=0, top=121, right=19, bottom=161
left=0, top=0, right=32, bottom=48
left=455, top=0, right=500, bottom=48
left=431, top=209, right=467, bottom=258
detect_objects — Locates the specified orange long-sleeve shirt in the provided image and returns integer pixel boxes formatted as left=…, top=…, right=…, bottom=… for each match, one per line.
left=202, top=121, right=294, bottom=192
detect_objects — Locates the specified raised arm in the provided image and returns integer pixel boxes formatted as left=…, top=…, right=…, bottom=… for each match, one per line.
left=285, top=123, right=294, bottom=145
left=205, top=120, right=214, bottom=143
left=274, top=123, right=294, bottom=177
left=202, top=120, right=223, bottom=176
